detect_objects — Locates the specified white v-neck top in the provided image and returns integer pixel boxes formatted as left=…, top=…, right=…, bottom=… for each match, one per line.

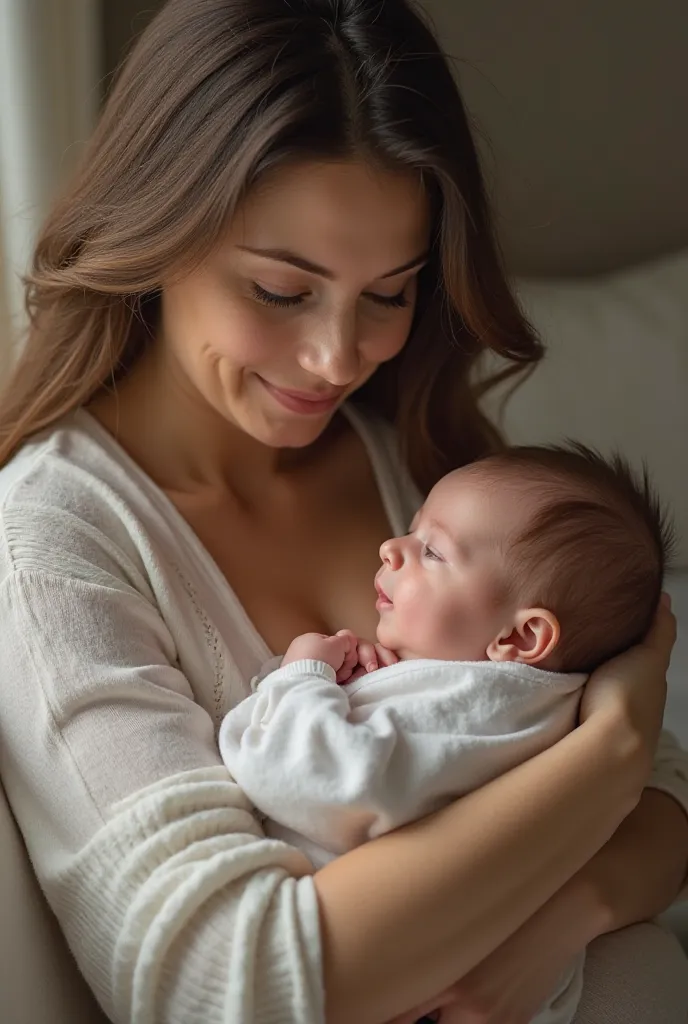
left=0, top=405, right=685, bottom=1024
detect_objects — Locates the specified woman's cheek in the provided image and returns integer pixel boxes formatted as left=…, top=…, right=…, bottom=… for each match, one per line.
left=215, top=304, right=291, bottom=365
left=388, top=307, right=417, bottom=359
left=368, top=320, right=412, bottom=366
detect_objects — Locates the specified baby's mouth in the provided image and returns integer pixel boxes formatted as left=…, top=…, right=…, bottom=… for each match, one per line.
left=374, top=576, right=393, bottom=607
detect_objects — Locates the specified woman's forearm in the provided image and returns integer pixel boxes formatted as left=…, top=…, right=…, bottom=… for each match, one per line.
left=431, top=789, right=688, bottom=1024
left=316, top=712, right=648, bottom=1024
left=578, top=788, right=688, bottom=933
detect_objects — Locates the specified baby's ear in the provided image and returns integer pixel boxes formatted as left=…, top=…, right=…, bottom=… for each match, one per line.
left=487, top=609, right=560, bottom=665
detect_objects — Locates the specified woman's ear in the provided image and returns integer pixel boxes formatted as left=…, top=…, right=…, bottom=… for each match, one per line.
left=486, top=608, right=560, bottom=665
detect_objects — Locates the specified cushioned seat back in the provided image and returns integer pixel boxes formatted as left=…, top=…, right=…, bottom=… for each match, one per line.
left=0, top=781, right=109, bottom=1023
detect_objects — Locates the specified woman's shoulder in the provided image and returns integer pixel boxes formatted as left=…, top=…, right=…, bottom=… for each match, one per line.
left=0, top=409, right=118, bottom=500
left=0, top=411, right=155, bottom=585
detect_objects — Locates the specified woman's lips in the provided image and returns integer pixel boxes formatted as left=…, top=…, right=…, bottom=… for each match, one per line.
left=258, top=377, right=343, bottom=415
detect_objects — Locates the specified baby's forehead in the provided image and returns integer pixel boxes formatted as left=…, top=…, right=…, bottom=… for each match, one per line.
left=423, top=464, right=566, bottom=540
left=418, top=469, right=518, bottom=541
left=442, top=461, right=583, bottom=503
left=431, top=463, right=538, bottom=508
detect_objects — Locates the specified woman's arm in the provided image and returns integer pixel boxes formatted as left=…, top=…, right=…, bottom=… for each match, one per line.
left=574, top=605, right=688, bottom=931
left=418, top=789, right=688, bottom=1024
left=580, top=788, right=688, bottom=930
left=316, top=712, right=646, bottom=1024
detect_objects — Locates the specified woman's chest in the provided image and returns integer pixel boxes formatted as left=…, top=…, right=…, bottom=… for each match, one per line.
left=171, top=440, right=398, bottom=655
left=209, top=499, right=388, bottom=653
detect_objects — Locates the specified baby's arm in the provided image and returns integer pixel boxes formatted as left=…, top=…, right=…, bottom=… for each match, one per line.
left=219, top=646, right=421, bottom=858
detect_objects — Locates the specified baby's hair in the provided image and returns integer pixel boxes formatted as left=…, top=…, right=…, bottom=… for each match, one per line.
left=477, top=443, right=675, bottom=673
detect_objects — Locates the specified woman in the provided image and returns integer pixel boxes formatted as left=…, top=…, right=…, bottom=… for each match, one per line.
left=0, top=1, right=686, bottom=1022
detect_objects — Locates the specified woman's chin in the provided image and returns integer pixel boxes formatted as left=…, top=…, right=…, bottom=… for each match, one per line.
left=244, top=407, right=336, bottom=451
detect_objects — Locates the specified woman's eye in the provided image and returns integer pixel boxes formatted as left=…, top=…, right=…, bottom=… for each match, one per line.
left=252, top=283, right=306, bottom=308
left=251, top=283, right=410, bottom=310
left=367, top=289, right=410, bottom=309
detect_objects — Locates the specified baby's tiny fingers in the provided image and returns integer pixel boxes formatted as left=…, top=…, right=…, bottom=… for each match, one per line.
left=335, top=628, right=357, bottom=648
left=343, top=642, right=359, bottom=671
left=375, top=643, right=399, bottom=667
left=357, top=640, right=378, bottom=673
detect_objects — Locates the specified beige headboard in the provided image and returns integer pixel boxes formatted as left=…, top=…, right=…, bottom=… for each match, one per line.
left=104, top=0, right=688, bottom=277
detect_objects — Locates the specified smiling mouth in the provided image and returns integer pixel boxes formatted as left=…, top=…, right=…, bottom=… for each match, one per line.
left=257, top=377, right=344, bottom=414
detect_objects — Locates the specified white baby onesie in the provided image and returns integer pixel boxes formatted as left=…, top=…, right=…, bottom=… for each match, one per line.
left=219, top=656, right=587, bottom=1024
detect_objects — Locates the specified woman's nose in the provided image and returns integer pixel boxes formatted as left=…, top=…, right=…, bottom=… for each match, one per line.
left=298, top=311, right=361, bottom=386
left=379, top=537, right=403, bottom=569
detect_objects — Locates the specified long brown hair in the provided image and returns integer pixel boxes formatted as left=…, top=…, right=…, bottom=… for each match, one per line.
left=0, top=0, right=542, bottom=493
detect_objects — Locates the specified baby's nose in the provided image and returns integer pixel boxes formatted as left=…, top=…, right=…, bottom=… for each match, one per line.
left=379, top=537, right=403, bottom=568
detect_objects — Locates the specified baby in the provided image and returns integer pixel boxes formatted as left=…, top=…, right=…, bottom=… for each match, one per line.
left=219, top=442, right=672, bottom=1024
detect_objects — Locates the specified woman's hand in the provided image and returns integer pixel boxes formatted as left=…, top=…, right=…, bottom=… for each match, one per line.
left=579, top=596, right=676, bottom=777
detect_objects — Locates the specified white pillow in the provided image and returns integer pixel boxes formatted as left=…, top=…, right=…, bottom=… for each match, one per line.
left=485, top=249, right=688, bottom=566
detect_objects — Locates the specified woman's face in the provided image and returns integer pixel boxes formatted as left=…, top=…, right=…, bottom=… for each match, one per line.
left=158, top=160, right=431, bottom=449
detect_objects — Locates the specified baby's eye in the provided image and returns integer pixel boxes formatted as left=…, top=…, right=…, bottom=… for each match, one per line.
left=422, top=544, right=441, bottom=561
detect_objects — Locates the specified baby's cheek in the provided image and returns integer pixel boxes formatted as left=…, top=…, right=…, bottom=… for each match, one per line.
left=429, top=599, right=477, bottom=652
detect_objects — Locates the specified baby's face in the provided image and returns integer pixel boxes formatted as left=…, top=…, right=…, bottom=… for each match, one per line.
left=375, top=467, right=534, bottom=661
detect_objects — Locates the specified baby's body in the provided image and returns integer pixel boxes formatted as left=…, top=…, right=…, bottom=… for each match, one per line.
left=226, top=654, right=586, bottom=871
left=219, top=444, right=671, bottom=1024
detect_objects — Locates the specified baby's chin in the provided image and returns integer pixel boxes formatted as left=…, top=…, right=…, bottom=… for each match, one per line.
left=375, top=623, right=422, bottom=662
left=376, top=621, right=492, bottom=662
left=376, top=622, right=400, bottom=657
left=375, top=618, right=395, bottom=647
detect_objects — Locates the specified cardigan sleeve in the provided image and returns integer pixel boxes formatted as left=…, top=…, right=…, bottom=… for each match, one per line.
left=0, top=511, right=324, bottom=1024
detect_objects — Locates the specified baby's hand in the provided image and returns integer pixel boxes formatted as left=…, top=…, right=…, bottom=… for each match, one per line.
left=282, top=630, right=359, bottom=683
left=348, top=640, right=400, bottom=682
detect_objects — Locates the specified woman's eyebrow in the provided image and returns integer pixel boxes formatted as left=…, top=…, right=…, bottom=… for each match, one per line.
left=236, top=246, right=428, bottom=280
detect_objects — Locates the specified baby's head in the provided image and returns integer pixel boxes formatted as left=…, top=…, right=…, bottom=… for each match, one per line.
left=375, top=444, right=673, bottom=672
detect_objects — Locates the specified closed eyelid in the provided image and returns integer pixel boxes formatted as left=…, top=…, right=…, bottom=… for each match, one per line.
left=242, top=252, right=421, bottom=298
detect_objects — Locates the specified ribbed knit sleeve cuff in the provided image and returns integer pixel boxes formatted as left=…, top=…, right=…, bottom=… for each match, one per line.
left=272, top=659, right=337, bottom=683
